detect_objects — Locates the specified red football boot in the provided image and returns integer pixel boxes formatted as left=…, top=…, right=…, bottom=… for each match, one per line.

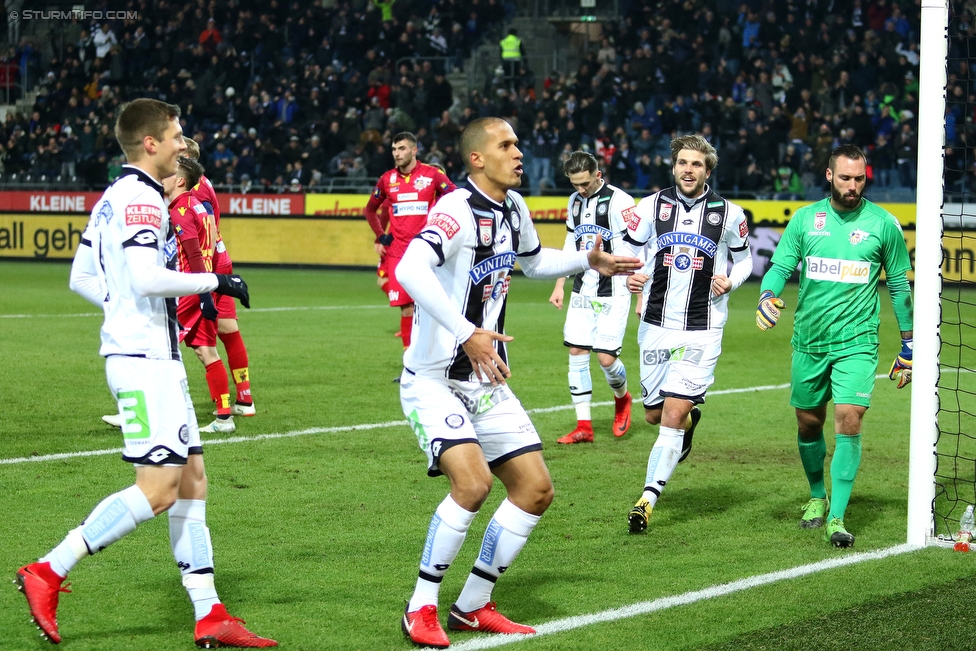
left=612, top=392, right=632, bottom=437
left=447, top=602, right=535, bottom=635
left=194, top=604, right=277, bottom=648
left=16, top=561, right=70, bottom=644
left=402, top=604, right=449, bottom=648
left=557, top=420, right=594, bottom=444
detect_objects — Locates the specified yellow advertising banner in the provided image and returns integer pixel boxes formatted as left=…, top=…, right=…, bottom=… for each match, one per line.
left=9, top=209, right=968, bottom=283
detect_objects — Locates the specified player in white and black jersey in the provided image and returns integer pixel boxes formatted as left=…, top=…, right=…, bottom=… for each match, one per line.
left=549, top=151, right=638, bottom=444
left=14, top=99, right=276, bottom=648
left=395, top=117, right=641, bottom=648
left=619, top=134, right=753, bottom=534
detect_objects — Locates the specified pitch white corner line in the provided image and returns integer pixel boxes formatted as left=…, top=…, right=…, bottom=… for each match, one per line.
left=0, top=382, right=795, bottom=466
left=448, top=543, right=921, bottom=651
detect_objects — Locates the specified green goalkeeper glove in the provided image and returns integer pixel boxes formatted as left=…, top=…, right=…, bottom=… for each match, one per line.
left=756, top=290, right=785, bottom=331
left=889, top=338, right=913, bottom=389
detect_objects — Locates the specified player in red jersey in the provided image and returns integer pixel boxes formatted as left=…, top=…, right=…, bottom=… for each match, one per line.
left=167, top=155, right=238, bottom=434
left=185, top=137, right=256, bottom=417
left=364, top=132, right=456, bottom=350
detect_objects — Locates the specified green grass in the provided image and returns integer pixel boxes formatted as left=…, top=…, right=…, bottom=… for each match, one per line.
left=2, top=261, right=976, bottom=650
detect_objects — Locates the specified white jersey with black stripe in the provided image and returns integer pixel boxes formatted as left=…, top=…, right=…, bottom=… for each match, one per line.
left=403, top=182, right=542, bottom=381
left=81, top=166, right=183, bottom=360
left=623, top=185, right=750, bottom=331
left=565, top=181, right=636, bottom=298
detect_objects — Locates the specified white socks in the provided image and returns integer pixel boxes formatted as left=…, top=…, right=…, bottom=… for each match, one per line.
left=408, top=495, right=477, bottom=612
left=568, top=353, right=593, bottom=421
left=453, top=499, right=540, bottom=613
left=642, top=427, right=684, bottom=507
left=169, top=499, right=220, bottom=620
left=602, top=358, right=628, bottom=398
left=42, top=485, right=154, bottom=577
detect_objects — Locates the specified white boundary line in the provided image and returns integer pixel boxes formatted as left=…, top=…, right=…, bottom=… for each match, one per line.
left=449, top=543, right=921, bottom=650
left=0, top=383, right=793, bottom=466
left=0, top=304, right=389, bottom=319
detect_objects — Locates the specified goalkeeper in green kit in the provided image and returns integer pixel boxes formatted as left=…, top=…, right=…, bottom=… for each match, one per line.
left=757, top=144, right=913, bottom=548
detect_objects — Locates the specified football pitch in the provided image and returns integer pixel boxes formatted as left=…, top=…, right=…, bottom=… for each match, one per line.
left=3, top=260, right=976, bottom=650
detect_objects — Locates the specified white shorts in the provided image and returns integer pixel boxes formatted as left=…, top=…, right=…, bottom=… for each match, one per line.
left=637, top=323, right=723, bottom=408
left=563, top=292, right=632, bottom=356
left=105, top=356, right=201, bottom=465
left=399, top=371, right=542, bottom=477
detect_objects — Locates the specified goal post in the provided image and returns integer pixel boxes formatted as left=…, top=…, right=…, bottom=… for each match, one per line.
left=907, top=0, right=947, bottom=547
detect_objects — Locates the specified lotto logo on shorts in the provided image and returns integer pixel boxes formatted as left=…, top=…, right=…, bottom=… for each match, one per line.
left=125, top=204, right=162, bottom=228
left=427, top=212, right=460, bottom=239
left=805, top=256, right=870, bottom=284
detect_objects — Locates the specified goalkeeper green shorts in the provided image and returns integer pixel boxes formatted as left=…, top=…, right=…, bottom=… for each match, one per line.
left=790, top=345, right=879, bottom=409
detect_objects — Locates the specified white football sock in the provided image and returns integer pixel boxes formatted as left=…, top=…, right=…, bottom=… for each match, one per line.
left=569, top=353, right=592, bottom=421
left=43, top=485, right=154, bottom=576
left=602, top=358, right=628, bottom=398
left=641, top=427, right=683, bottom=507
left=408, top=495, right=477, bottom=612
left=453, top=499, right=540, bottom=613
left=169, top=499, right=220, bottom=620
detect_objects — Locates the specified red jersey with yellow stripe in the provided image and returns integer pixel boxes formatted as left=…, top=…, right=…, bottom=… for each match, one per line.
left=170, top=192, right=216, bottom=273
left=366, top=162, right=455, bottom=258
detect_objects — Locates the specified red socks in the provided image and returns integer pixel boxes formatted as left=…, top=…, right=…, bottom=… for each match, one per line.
left=204, top=360, right=232, bottom=417
left=400, top=315, right=413, bottom=349
left=219, top=331, right=251, bottom=405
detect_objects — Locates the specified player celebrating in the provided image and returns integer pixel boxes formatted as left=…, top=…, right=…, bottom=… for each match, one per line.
left=364, top=132, right=456, bottom=350
left=395, top=117, right=641, bottom=648
left=620, top=134, right=753, bottom=534
left=16, top=98, right=274, bottom=647
left=166, top=155, right=238, bottom=433
left=185, top=137, right=256, bottom=417
left=549, top=150, right=637, bottom=443
left=757, top=144, right=913, bottom=548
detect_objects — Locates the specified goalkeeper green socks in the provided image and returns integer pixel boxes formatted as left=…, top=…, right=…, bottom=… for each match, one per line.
left=829, top=433, right=862, bottom=521
left=798, top=432, right=827, bottom=499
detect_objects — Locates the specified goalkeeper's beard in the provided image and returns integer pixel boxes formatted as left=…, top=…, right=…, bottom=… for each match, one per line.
left=830, top=181, right=862, bottom=210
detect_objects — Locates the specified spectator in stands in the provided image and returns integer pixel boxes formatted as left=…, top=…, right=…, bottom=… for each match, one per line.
left=93, top=23, right=118, bottom=63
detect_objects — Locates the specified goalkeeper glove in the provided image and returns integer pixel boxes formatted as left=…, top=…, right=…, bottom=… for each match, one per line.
left=199, top=292, right=217, bottom=321
left=756, top=290, right=785, bottom=331
left=214, top=274, right=250, bottom=309
left=376, top=233, right=394, bottom=246
left=889, top=338, right=913, bottom=389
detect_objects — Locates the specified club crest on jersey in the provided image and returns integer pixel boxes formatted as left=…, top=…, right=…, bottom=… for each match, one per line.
left=658, top=202, right=673, bottom=221
left=482, top=273, right=512, bottom=301
left=814, top=212, right=827, bottom=230
left=597, top=202, right=608, bottom=216
left=479, top=218, right=493, bottom=246
left=572, top=200, right=581, bottom=217
left=664, top=246, right=703, bottom=272
left=510, top=210, right=520, bottom=230
left=413, top=175, right=433, bottom=190
left=706, top=212, right=722, bottom=226
left=849, top=229, right=870, bottom=245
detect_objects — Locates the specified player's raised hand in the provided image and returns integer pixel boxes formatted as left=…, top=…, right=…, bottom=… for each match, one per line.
left=462, top=328, right=514, bottom=385
left=587, top=235, right=643, bottom=276
left=756, top=290, right=785, bottom=331
left=889, top=338, right=913, bottom=389
left=215, top=274, right=250, bottom=309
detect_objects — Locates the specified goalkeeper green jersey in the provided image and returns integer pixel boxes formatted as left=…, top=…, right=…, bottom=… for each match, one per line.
left=763, top=198, right=912, bottom=353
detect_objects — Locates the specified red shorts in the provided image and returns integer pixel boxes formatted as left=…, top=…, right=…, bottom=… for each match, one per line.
left=377, top=253, right=387, bottom=279
left=178, top=294, right=218, bottom=347
left=213, top=249, right=237, bottom=320
left=384, top=255, right=413, bottom=307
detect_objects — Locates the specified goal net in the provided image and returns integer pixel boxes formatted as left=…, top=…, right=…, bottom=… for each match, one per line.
left=910, top=0, right=972, bottom=546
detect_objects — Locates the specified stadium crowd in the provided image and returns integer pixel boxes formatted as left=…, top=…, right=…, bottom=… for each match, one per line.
left=1, top=0, right=963, bottom=197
